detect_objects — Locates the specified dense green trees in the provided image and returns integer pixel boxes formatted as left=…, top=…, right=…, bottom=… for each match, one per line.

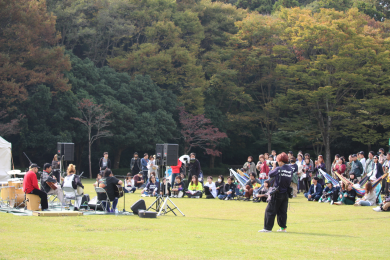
left=3, top=0, right=390, bottom=175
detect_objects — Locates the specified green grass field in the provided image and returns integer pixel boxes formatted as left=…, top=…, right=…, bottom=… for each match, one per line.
left=0, top=179, right=389, bottom=259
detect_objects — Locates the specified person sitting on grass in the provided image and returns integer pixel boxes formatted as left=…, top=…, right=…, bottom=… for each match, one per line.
left=252, top=179, right=262, bottom=199
left=254, top=180, right=270, bottom=203
left=186, top=175, right=203, bottom=198
left=349, top=173, right=359, bottom=184
left=160, top=177, right=171, bottom=197
left=334, top=183, right=356, bottom=205
left=134, top=171, right=145, bottom=189
left=244, top=173, right=261, bottom=201
left=355, top=181, right=376, bottom=206
left=124, top=173, right=136, bottom=193
left=141, top=175, right=159, bottom=197
left=171, top=176, right=184, bottom=198
left=373, top=191, right=390, bottom=212
left=331, top=182, right=345, bottom=205
left=215, top=175, right=225, bottom=196
left=304, top=177, right=323, bottom=201
left=218, top=176, right=236, bottom=200
left=319, top=181, right=335, bottom=203
left=204, top=176, right=217, bottom=199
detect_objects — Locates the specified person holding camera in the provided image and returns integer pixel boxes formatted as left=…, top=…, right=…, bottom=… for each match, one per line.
left=259, top=152, right=293, bottom=233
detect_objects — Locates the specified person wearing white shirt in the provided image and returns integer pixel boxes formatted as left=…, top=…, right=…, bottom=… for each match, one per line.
left=204, top=176, right=217, bottom=199
left=358, top=151, right=366, bottom=173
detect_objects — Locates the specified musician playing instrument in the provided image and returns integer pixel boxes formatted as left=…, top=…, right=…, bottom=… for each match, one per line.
left=63, top=164, right=84, bottom=211
left=99, top=168, right=123, bottom=212
left=40, top=163, right=65, bottom=206
left=23, top=163, right=49, bottom=211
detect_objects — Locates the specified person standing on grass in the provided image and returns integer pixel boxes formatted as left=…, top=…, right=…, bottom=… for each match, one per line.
left=141, top=153, right=149, bottom=183
left=259, top=152, right=292, bottom=233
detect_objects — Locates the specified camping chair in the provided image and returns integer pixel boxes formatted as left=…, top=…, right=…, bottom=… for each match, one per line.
left=94, top=187, right=111, bottom=213
left=62, top=186, right=83, bottom=210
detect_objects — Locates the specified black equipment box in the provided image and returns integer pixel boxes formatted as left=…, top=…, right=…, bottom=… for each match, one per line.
left=131, top=199, right=146, bottom=214
left=138, top=210, right=157, bottom=218
left=80, top=194, right=90, bottom=209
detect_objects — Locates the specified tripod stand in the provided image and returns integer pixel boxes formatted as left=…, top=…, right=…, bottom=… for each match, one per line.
left=147, top=195, right=185, bottom=216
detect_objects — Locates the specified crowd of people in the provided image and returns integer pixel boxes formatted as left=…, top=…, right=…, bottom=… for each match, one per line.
left=103, top=149, right=390, bottom=213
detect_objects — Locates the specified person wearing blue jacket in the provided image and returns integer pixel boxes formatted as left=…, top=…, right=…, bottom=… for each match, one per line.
left=141, top=153, right=149, bottom=183
left=319, top=181, right=336, bottom=203
left=304, top=177, right=323, bottom=201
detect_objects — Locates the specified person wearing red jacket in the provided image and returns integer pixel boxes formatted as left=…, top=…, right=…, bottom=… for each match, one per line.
left=23, top=163, right=48, bottom=210
left=170, top=159, right=182, bottom=184
left=256, top=155, right=270, bottom=184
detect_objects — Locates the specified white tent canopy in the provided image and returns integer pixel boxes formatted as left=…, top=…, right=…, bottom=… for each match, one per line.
left=0, top=136, right=11, bottom=182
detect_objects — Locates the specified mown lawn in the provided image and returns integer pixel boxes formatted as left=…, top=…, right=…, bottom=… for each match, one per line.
left=0, top=179, right=389, bottom=259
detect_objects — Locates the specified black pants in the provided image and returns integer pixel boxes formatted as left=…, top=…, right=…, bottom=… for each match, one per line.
left=303, top=177, right=311, bottom=193
left=204, top=186, right=214, bottom=199
left=30, top=188, right=48, bottom=210
left=264, top=192, right=288, bottom=230
left=143, top=170, right=148, bottom=182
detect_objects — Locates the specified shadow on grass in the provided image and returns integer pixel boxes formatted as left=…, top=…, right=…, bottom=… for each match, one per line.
left=286, top=232, right=355, bottom=238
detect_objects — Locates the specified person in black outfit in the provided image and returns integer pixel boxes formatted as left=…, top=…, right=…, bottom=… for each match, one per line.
left=259, top=152, right=293, bottom=233
left=130, top=152, right=141, bottom=176
left=99, top=169, right=123, bottom=212
left=215, top=175, right=225, bottom=196
left=188, top=153, right=201, bottom=182
left=99, top=152, right=111, bottom=171
left=160, top=177, right=171, bottom=197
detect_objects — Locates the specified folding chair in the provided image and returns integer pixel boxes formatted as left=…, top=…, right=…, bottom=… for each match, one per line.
left=62, top=187, right=83, bottom=209
left=94, top=187, right=111, bottom=213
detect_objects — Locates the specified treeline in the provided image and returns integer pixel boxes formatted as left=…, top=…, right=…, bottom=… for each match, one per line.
left=1, top=0, right=390, bottom=174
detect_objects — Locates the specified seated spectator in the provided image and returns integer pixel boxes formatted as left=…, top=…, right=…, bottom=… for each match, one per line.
left=124, top=173, right=136, bottom=193
left=334, top=183, right=356, bottom=205
left=373, top=193, right=390, bottom=212
left=333, top=158, right=346, bottom=179
left=134, top=171, right=145, bottom=189
left=171, top=176, right=184, bottom=198
left=304, top=177, right=323, bottom=201
left=93, top=173, right=102, bottom=187
left=355, top=181, right=376, bottom=206
left=141, top=175, right=159, bottom=197
left=218, top=177, right=236, bottom=200
left=349, top=173, right=358, bottom=184
left=254, top=180, right=270, bottom=203
left=319, top=181, right=335, bottom=203
left=204, top=176, right=217, bottom=199
left=251, top=179, right=262, bottom=199
left=331, top=182, right=345, bottom=205
left=186, top=175, right=203, bottom=198
left=149, top=171, right=159, bottom=183
left=160, top=177, right=171, bottom=197
left=215, top=175, right=225, bottom=196
left=244, top=173, right=261, bottom=201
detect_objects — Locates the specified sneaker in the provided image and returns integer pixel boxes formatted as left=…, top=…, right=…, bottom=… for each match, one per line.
left=330, top=200, right=334, bottom=205
left=373, top=207, right=382, bottom=212
left=318, top=200, right=322, bottom=203
left=354, top=203, right=361, bottom=206
left=141, top=194, right=146, bottom=197
left=277, top=228, right=287, bottom=232
left=224, top=197, right=228, bottom=201
left=258, top=229, right=272, bottom=233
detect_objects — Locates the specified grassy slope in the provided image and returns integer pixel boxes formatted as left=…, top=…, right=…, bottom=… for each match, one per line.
left=0, top=179, right=389, bottom=259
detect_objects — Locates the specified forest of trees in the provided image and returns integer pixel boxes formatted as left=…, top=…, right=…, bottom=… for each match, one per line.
left=2, top=0, right=390, bottom=175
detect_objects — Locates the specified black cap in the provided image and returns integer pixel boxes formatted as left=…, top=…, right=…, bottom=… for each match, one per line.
left=358, top=151, right=364, bottom=155
left=30, top=163, right=40, bottom=168
left=351, top=154, right=357, bottom=157
left=374, top=155, right=379, bottom=159
left=134, top=152, right=138, bottom=155
left=288, top=151, right=293, bottom=154
left=313, top=177, right=319, bottom=181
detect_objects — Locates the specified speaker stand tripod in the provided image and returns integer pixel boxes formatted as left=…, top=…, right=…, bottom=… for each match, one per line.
left=147, top=195, right=185, bottom=216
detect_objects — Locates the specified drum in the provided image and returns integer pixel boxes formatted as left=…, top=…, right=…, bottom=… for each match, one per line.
left=8, top=181, right=23, bottom=189
left=0, top=182, right=8, bottom=187
left=26, top=194, right=41, bottom=211
left=1, top=186, right=16, bottom=201
left=13, top=188, right=25, bottom=208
